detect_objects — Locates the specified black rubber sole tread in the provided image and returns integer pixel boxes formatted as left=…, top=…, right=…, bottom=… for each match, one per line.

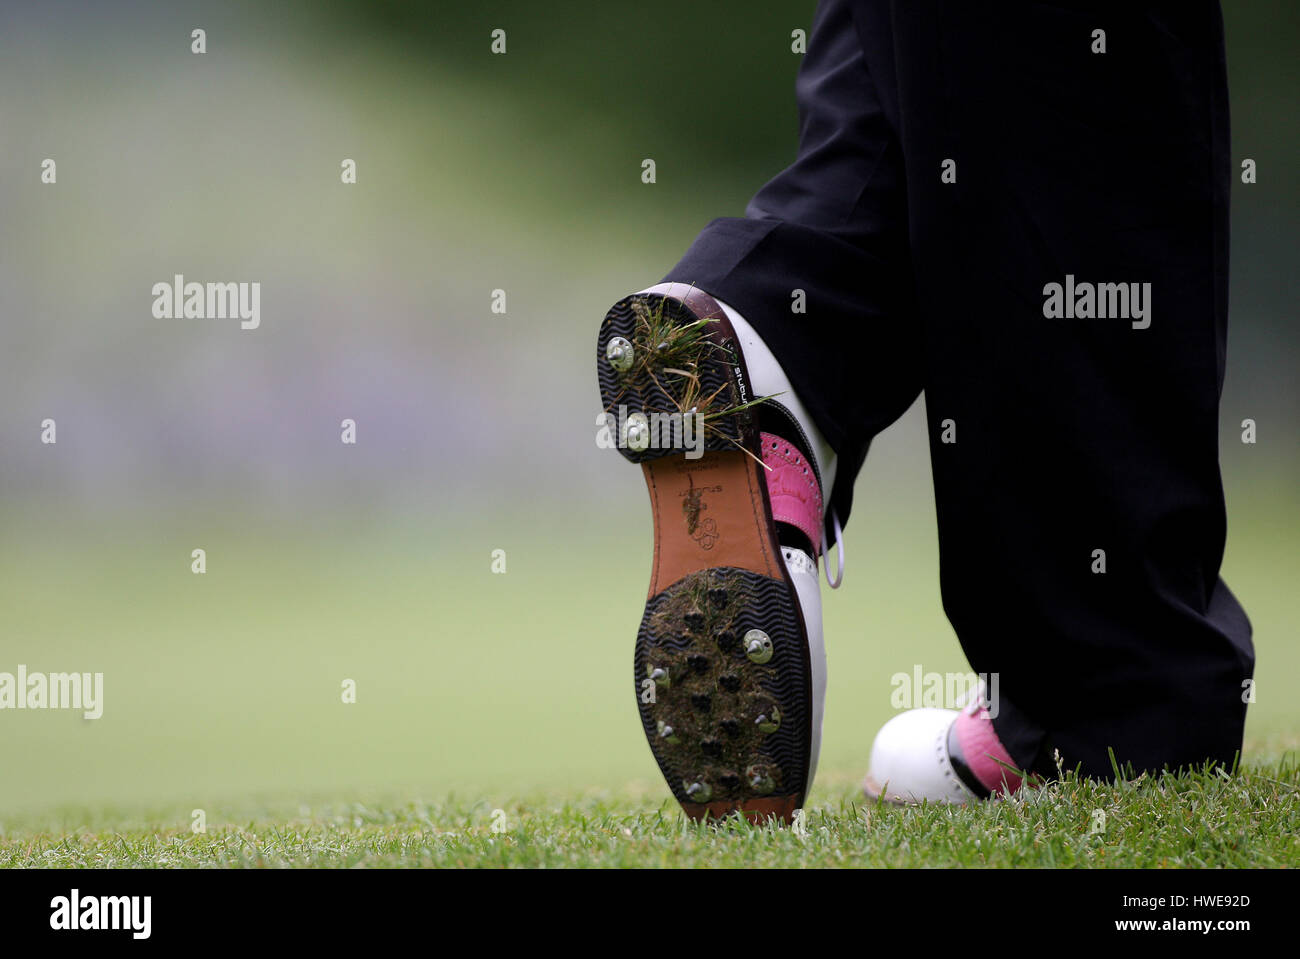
left=596, top=292, right=750, bottom=463
left=634, top=567, right=809, bottom=807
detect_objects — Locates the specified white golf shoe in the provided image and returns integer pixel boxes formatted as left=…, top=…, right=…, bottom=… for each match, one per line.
left=864, top=695, right=1027, bottom=804
left=597, top=283, right=841, bottom=823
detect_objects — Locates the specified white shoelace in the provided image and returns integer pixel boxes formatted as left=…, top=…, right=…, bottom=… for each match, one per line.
left=821, top=507, right=845, bottom=589
left=953, top=677, right=989, bottom=713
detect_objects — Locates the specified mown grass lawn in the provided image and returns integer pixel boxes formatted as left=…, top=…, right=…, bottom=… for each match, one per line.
left=4, top=761, right=1295, bottom=869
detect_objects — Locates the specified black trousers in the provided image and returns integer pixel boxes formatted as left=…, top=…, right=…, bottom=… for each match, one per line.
left=664, top=0, right=1253, bottom=779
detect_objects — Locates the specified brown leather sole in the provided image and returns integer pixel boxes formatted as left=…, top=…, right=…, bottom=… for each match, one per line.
left=642, top=451, right=785, bottom=599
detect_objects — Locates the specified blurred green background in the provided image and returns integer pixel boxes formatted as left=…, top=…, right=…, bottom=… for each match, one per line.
left=0, top=1, right=1295, bottom=820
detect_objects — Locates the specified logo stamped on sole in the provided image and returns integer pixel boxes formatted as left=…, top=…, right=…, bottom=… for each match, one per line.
left=680, top=475, right=721, bottom=549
